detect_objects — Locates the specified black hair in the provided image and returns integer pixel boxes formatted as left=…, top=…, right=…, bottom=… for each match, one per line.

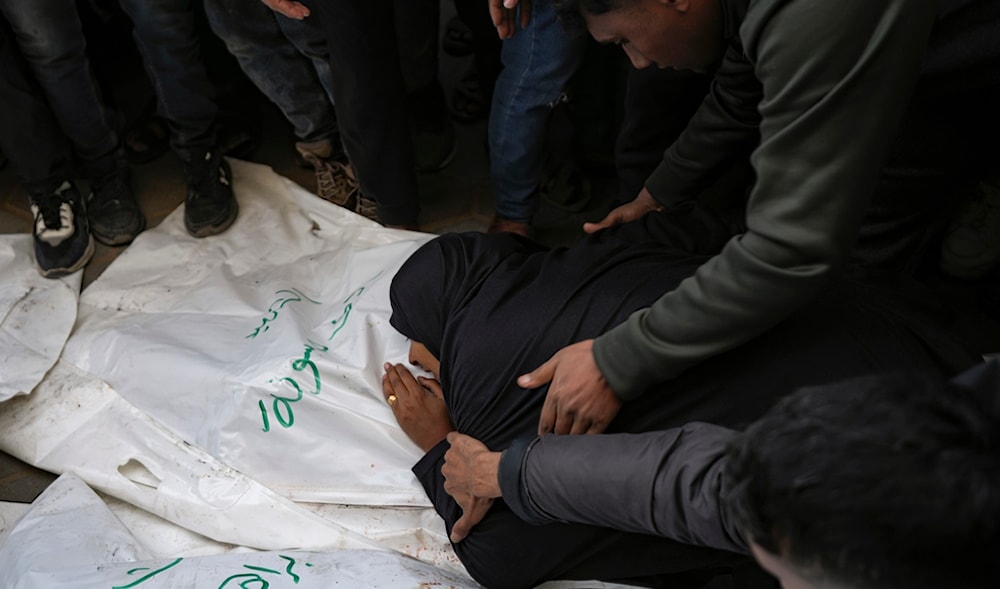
left=722, top=372, right=1000, bottom=589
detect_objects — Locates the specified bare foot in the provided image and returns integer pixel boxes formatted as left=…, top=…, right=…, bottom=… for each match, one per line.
left=382, top=362, right=454, bottom=452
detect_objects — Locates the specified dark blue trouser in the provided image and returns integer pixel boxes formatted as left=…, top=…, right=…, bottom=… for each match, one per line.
left=117, top=0, right=217, bottom=162
left=0, top=0, right=122, bottom=194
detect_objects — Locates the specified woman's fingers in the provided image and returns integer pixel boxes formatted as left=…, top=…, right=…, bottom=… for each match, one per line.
left=419, top=376, right=445, bottom=399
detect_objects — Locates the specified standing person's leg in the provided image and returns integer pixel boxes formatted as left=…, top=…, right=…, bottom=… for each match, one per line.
left=616, top=66, right=711, bottom=202
left=117, top=0, right=237, bottom=238
left=202, top=0, right=356, bottom=207
left=202, top=0, right=340, bottom=151
left=451, top=0, right=502, bottom=123
left=488, top=0, right=585, bottom=235
left=394, top=0, right=456, bottom=173
left=311, top=0, right=419, bottom=228
left=0, top=23, right=92, bottom=276
left=0, top=0, right=144, bottom=245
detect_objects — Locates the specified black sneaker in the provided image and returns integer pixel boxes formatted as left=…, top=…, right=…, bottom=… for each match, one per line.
left=183, top=150, right=238, bottom=237
left=87, top=167, right=146, bottom=246
left=30, top=182, right=95, bottom=278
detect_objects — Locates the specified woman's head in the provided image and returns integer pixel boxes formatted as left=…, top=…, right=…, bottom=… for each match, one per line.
left=389, top=232, right=537, bottom=361
left=408, top=341, right=440, bottom=381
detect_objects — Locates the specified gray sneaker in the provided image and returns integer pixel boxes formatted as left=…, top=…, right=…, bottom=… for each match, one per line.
left=941, top=180, right=1000, bottom=279
left=30, top=182, right=95, bottom=278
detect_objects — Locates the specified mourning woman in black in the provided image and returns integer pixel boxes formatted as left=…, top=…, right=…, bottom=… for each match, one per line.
left=381, top=209, right=979, bottom=589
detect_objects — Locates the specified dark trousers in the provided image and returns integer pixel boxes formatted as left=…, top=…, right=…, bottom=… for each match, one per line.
left=616, top=66, right=711, bottom=201
left=310, top=0, right=423, bottom=226
left=117, top=0, right=218, bottom=162
left=0, top=1, right=124, bottom=194
left=0, top=22, right=75, bottom=197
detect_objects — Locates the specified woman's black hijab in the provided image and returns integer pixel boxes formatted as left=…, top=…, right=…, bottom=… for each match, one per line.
left=390, top=211, right=980, bottom=453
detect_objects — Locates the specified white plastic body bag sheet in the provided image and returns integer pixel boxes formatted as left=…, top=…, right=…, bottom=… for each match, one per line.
left=0, top=234, right=80, bottom=402
left=0, top=160, right=469, bottom=578
left=0, top=160, right=648, bottom=588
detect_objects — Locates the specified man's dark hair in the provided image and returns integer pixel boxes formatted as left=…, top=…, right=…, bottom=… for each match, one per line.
left=723, top=372, right=1000, bottom=589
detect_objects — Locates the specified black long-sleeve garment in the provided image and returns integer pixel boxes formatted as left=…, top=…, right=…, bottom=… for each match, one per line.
left=499, top=360, right=1000, bottom=554
left=387, top=213, right=980, bottom=589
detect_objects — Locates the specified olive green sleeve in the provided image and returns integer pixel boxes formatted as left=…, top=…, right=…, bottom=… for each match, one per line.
left=596, top=0, right=941, bottom=399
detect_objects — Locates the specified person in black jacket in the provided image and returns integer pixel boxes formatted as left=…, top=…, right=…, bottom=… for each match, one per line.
left=380, top=216, right=981, bottom=588
left=443, top=361, right=1000, bottom=589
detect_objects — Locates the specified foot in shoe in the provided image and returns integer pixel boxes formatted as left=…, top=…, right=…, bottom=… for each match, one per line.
left=301, top=152, right=359, bottom=207
left=183, top=150, right=239, bottom=238
left=87, top=167, right=146, bottom=246
left=30, top=181, right=95, bottom=278
left=355, top=192, right=382, bottom=224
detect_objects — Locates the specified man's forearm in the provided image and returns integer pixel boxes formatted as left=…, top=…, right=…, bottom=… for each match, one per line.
left=499, top=424, right=747, bottom=554
left=643, top=43, right=761, bottom=207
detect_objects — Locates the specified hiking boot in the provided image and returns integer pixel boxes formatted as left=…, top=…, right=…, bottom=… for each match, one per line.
left=941, top=180, right=1000, bottom=280
left=87, top=166, right=146, bottom=246
left=183, top=149, right=238, bottom=238
left=300, top=151, right=359, bottom=208
left=355, top=192, right=381, bottom=224
left=30, top=182, right=94, bottom=278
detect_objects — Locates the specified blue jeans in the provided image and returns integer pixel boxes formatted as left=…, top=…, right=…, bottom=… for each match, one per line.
left=489, top=0, right=585, bottom=222
left=203, top=0, right=340, bottom=146
left=117, top=0, right=218, bottom=162
left=0, top=0, right=122, bottom=191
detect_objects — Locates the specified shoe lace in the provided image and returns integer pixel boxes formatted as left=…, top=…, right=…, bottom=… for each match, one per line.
left=187, top=151, right=229, bottom=200
left=306, top=155, right=358, bottom=207
left=90, top=170, right=127, bottom=208
left=36, top=198, right=69, bottom=231
left=31, top=185, right=77, bottom=246
left=355, top=193, right=380, bottom=223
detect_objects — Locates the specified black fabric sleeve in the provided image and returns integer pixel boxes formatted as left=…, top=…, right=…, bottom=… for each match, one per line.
left=643, top=43, right=762, bottom=207
left=499, top=424, right=748, bottom=554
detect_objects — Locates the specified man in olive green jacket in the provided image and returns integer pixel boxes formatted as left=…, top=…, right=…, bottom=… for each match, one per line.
left=517, top=0, right=1000, bottom=436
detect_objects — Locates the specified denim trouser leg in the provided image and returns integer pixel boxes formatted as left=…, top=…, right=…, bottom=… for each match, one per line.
left=117, top=0, right=217, bottom=161
left=0, top=0, right=121, bottom=179
left=0, top=24, right=74, bottom=196
left=203, top=0, right=339, bottom=145
left=313, top=0, right=419, bottom=226
left=489, top=0, right=585, bottom=222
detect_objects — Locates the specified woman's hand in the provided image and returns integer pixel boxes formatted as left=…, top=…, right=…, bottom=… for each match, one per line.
left=382, top=363, right=454, bottom=452
left=583, top=187, right=663, bottom=234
